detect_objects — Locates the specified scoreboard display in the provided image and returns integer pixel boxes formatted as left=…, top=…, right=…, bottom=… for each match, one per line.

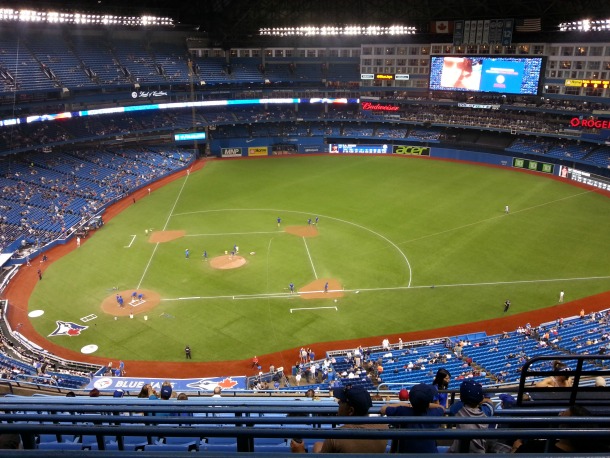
left=429, top=56, right=544, bottom=95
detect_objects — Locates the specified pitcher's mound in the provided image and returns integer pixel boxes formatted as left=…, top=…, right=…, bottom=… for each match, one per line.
left=285, top=225, right=318, bottom=237
left=299, top=279, right=343, bottom=299
left=101, top=290, right=161, bottom=316
left=210, top=255, right=247, bottom=270
left=149, top=230, right=186, bottom=243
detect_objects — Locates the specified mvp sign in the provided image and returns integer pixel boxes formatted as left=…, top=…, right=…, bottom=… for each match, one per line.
left=393, top=145, right=431, bottom=156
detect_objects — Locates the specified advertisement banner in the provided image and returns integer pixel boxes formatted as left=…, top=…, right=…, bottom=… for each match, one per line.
left=174, top=132, right=206, bottom=141
left=86, top=376, right=247, bottom=393
left=221, top=147, right=242, bottom=158
left=329, top=144, right=389, bottom=154
left=512, top=157, right=554, bottom=174
left=393, top=145, right=431, bottom=156
left=561, top=167, right=610, bottom=190
left=248, top=147, right=268, bottom=157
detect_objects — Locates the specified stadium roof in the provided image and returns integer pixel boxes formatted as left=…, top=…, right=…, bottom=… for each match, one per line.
left=9, top=0, right=610, bottom=43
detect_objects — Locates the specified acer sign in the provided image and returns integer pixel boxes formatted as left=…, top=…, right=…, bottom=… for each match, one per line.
left=570, top=117, right=610, bottom=129
left=393, top=145, right=431, bottom=156
left=361, top=102, right=400, bottom=112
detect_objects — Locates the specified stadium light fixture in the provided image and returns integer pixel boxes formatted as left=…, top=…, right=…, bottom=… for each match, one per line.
left=0, top=7, right=173, bottom=27
left=559, top=18, right=610, bottom=31
left=259, top=24, right=415, bottom=37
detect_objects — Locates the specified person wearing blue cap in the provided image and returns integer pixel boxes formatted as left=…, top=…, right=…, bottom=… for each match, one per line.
left=380, top=383, right=445, bottom=454
left=498, top=393, right=516, bottom=410
left=311, top=385, right=388, bottom=453
left=448, top=380, right=510, bottom=453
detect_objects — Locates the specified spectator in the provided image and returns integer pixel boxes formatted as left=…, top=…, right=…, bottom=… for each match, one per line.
left=380, top=383, right=444, bottom=454
left=432, top=368, right=451, bottom=408
left=448, top=380, right=510, bottom=453
left=497, top=393, right=516, bottom=410
left=290, top=437, right=307, bottom=453
left=0, top=434, right=22, bottom=449
left=535, top=360, right=573, bottom=388
left=89, top=388, right=100, bottom=397
left=311, top=385, right=388, bottom=453
left=398, top=388, right=409, bottom=402
left=171, top=392, right=192, bottom=418
left=137, top=384, right=154, bottom=399
left=160, top=382, right=173, bottom=400
left=511, top=405, right=609, bottom=453
left=212, top=387, right=222, bottom=397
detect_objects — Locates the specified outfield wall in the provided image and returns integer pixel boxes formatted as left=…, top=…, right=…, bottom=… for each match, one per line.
left=213, top=138, right=514, bottom=165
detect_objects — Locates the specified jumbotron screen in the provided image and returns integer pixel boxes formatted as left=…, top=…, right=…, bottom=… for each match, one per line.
left=429, top=56, right=544, bottom=95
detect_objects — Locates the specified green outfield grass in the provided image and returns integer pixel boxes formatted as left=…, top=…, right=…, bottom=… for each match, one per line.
left=29, top=155, right=610, bottom=362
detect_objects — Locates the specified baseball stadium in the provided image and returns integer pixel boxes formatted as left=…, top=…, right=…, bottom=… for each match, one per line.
left=0, top=0, right=609, bottom=454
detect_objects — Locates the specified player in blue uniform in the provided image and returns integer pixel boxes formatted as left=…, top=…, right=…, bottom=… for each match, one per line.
left=277, top=216, right=281, bottom=227
left=289, top=282, right=295, bottom=294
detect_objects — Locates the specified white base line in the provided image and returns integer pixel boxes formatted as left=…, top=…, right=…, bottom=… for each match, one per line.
left=185, top=231, right=283, bottom=237
left=160, top=274, right=610, bottom=302
left=291, top=306, right=337, bottom=313
left=234, top=295, right=293, bottom=300
left=137, top=172, right=190, bottom=289
left=124, top=235, right=136, bottom=248
left=303, top=237, right=318, bottom=279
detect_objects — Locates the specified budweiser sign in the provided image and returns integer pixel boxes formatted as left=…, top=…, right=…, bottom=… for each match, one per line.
left=361, top=102, right=400, bottom=112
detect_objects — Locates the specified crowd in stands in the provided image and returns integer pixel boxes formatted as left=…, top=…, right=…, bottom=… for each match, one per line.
left=0, top=147, right=194, bottom=252
left=241, top=309, right=610, bottom=397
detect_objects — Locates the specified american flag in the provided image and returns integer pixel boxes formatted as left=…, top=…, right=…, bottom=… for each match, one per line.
left=515, top=18, right=541, bottom=32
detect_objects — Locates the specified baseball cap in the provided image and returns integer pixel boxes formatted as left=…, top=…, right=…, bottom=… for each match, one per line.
left=113, top=389, right=124, bottom=398
left=460, top=379, right=484, bottom=406
left=398, top=388, right=409, bottom=401
left=332, top=385, right=372, bottom=416
left=498, top=393, right=516, bottom=407
left=408, top=383, right=437, bottom=411
left=160, top=385, right=173, bottom=400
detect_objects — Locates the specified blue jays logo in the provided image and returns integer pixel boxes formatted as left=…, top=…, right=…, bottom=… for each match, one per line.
left=187, top=377, right=238, bottom=391
left=49, top=321, right=88, bottom=337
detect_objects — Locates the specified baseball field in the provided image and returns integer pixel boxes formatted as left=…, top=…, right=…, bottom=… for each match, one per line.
left=24, top=155, right=610, bottom=366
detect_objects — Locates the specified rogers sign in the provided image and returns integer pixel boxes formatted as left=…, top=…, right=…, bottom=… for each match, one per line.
left=361, top=102, right=400, bottom=112
left=570, top=117, right=610, bottom=129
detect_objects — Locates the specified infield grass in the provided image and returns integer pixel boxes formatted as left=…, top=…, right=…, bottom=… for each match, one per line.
left=29, top=155, right=610, bottom=361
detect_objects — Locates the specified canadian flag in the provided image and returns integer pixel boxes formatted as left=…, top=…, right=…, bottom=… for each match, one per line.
left=431, top=21, right=453, bottom=33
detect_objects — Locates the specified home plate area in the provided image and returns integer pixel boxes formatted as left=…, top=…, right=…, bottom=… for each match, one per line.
left=100, top=290, right=161, bottom=317
left=129, top=298, right=146, bottom=307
